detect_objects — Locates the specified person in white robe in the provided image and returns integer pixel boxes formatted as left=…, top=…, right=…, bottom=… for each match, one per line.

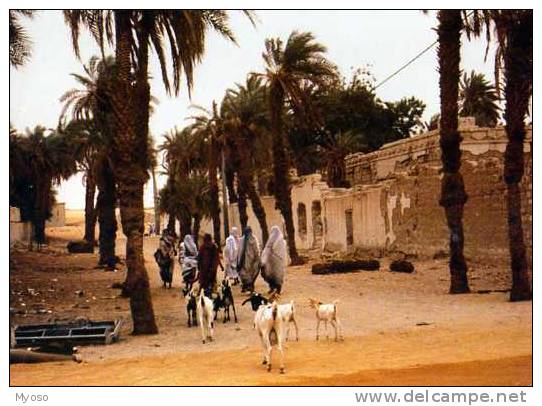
left=236, top=227, right=261, bottom=292
left=260, top=225, right=287, bottom=294
left=224, top=227, right=240, bottom=284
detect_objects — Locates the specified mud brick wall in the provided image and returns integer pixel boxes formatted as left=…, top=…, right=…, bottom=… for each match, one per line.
left=385, top=151, right=532, bottom=267
left=345, top=123, right=532, bottom=267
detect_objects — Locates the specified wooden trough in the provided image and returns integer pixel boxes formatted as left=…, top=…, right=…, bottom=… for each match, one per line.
left=14, top=318, right=123, bottom=348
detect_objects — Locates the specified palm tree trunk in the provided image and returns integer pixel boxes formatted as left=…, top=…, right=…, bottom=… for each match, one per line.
left=97, top=159, right=118, bottom=269
left=193, top=214, right=202, bottom=242
left=269, top=86, right=302, bottom=264
left=33, top=176, right=51, bottom=245
left=179, top=213, right=192, bottom=239
left=151, top=165, right=160, bottom=235
left=221, top=147, right=230, bottom=238
left=502, top=12, right=532, bottom=301
left=167, top=214, right=175, bottom=233
left=233, top=129, right=269, bottom=244
left=224, top=144, right=238, bottom=204
left=437, top=10, right=470, bottom=294
left=112, top=11, right=157, bottom=335
left=83, top=170, right=97, bottom=246
left=237, top=182, right=248, bottom=231
left=209, top=136, right=221, bottom=245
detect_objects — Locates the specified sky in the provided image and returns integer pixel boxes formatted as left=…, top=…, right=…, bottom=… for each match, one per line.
left=9, top=10, right=497, bottom=209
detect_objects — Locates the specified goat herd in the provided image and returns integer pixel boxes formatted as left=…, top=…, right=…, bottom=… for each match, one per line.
left=153, top=228, right=344, bottom=374
left=183, top=282, right=344, bottom=374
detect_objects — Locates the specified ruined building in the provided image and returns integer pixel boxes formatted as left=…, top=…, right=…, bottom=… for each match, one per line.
left=221, top=118, right=532, bottom=266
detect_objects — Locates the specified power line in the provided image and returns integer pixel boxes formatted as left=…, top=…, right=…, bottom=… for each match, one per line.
left=374, top=39, right=438, bottom=89
left=375, top=10, right=476, bottom=90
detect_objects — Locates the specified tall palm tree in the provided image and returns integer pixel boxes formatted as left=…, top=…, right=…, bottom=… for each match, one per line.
left=437, top=10, right=470, bottom=294
left=10, top=10, right=35, bottom=68
left=189, top=103, right=223, bottom=246
left=463, top=10, right=532, bottom=301
left=496, top=11, right=532, bottom=301
left=221, top=75, right=272, bottom=244
left=159, top=127, right=199, bottom=237
left=59, top=56, right=119, bottom=268
left=459, top=70, right=500, bottom=127
left=257, top=31, right=337, bottom=264
left=58, top=120, right=98, bottom=247
left=64, top=10, right=248, bottom=334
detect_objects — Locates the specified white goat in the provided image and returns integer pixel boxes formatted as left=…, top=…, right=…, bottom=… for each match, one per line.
left=197, top=289, right=215, bottom=344
left=309, top=298, right=343, bottom=341
left=276, top=300, right=299, bottom=342
left=254, top=301, right=285, bottom=373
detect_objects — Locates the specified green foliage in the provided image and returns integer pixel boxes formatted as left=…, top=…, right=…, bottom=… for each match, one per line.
left=285, top=67, right=426, bottom=184
left=10, top=125, right=80, bottom=242
left=385, top=96, right=426, bottom=139
left=459, top=70, right=500, bottom=127
left=158, top=126, right=212, bottom=226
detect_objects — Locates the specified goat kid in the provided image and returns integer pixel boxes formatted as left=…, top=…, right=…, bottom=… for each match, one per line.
left=309, top=298, right=344, bottom=341
left=197, top=289, right=215, bottom=343
left=185, top=289, right=198, bottom=328
left=212, top=279, right=238, bottom=323
left=277, top=300, right=299, bottom=342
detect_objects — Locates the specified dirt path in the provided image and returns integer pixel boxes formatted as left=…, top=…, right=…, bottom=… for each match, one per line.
left=9, top=216, right=532, bottom=386
left=10, top=322, right=531, bottom=386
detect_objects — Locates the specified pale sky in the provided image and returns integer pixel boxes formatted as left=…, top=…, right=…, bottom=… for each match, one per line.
left=10, top=10, right=497, bottom=209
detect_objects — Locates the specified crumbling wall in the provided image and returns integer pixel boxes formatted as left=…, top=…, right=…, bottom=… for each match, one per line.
left=344, top=123, right=532, bottom=266
left=321, top=191, right=351, bottom=251
left=290, top=174, right=329, bottom=250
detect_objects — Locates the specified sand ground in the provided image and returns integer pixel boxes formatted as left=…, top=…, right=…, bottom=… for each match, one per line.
left=9, top=210, right=532, bottom=386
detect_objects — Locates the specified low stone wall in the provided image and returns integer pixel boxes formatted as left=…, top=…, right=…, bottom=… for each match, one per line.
left=10, top=207, right=31, bottom=246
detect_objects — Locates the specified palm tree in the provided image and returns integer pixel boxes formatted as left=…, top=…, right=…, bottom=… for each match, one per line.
left=437, top=10, right=470, bottom=294
left=10, top=126, right=80, bottom=246
left=159, top=127, right=199, bottom=237
left=459, top=70, right=500, bottom=127
left=64, top=10, right=248, bottom=334
left=257, top=31, right=337, bottom=264
left=59, top=56, right=119, bottom=268
left=10, top=10, right=35, bottom=68
left=58, top=120, right=98, bottom=247
left=463, top=10, right=532, bottom=301
left=189, top=103, right=223, bottom=246
left=425, top=113, right=441, bottom=131
left=496, top=11, right=532, bottom=301
left=322, top=131, right=364, bottom=188
left=221, top=75, right=272, bottom=244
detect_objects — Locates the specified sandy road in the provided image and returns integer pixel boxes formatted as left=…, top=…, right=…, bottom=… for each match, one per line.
left=9, top=219, right=532, bottom=386
left=10, top=323, right=531, bottom=386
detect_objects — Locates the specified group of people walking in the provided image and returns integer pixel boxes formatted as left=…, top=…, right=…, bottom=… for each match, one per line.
left=154, top=224, right=288, bottom=297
